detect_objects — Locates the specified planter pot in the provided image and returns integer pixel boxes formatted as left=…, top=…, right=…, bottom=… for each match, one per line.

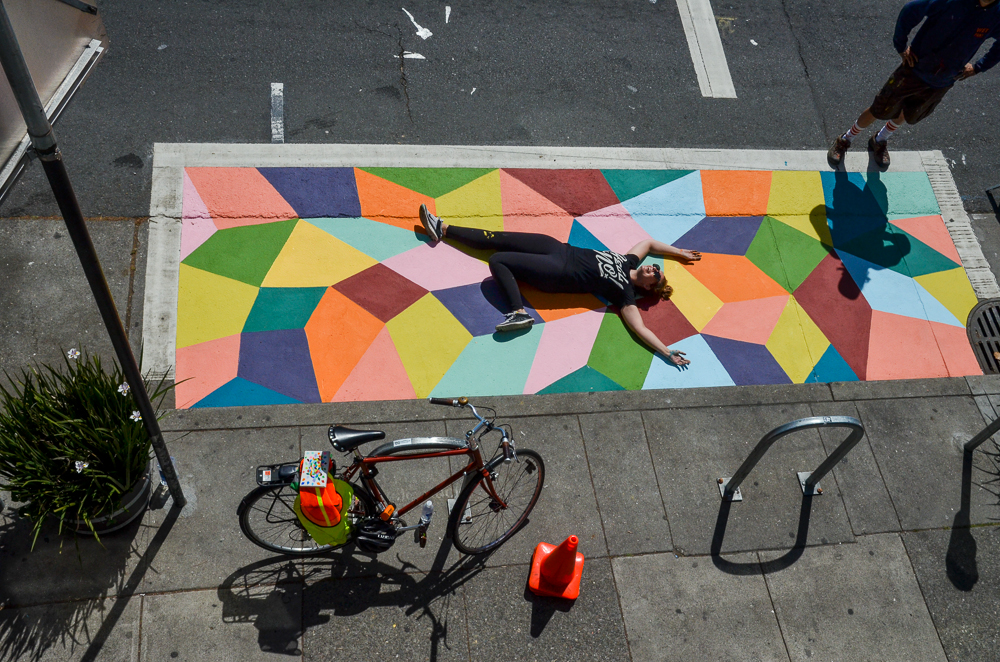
left=66, top=463, right=153, bottom=535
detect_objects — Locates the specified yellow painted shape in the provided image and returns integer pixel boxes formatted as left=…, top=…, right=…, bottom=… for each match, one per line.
left=766, top=295, right=830, bottom=383
left=262, top=220, right=377, bottom=287
left=769, top=213, right=832, bottom=245
left=386, top=293, right=472, bottom=398
left=435, top=170, right=504, bottom=231
left=176, top=263, right=259, bottom=349
left=915, top=267, right=978, bottom=326
left=663, top=260, right=724, bottom=331
left=767, top=171, right=825, bottom=216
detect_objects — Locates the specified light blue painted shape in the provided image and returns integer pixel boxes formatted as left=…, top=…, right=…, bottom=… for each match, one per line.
left=642, top=334, right=736, bottom=390
left=191, top=377, right=302, bottom=408
left=429, top=324, right=544, bottom=397
left=631, top=214, right=706, bottom=246
left=306, top=217, right=426, bottom=262
left=837, top=251, right=962, bottom=327
left=805, top=344, right=859, bottom=383
left=622, top=172, right=706, bottom=244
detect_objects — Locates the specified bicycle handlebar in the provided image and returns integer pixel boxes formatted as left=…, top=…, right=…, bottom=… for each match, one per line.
left=428, top=397, right=468, bottom=407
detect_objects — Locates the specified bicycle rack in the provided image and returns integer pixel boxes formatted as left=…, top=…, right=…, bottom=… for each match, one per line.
left=718, top=416, right=865, bottom=502
left=963, top=415, right=1000, bottom=453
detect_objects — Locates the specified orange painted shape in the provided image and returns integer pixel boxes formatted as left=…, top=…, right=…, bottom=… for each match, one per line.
left=529, top=536, right=584, bottom=600
left=355, top=168, right=438, bottom=233
left=866, top=311, right=948, bottom=380
left=930, top=320, right=983, bottom=377
left=305, top=288, right=385, bottom=402
left=174, top=334, right=241, bottom=409
left=499, top=169, right=575, bottom=241
left=520, top=284, right=606, bottom=322
left=888, top=215, right=962, bottom=264
left=332, top=327, right=418, bottom=402
left=687, top=253, right=788, bottom=303
left=701, top=295, right=790, bottom=344
left=701, top=170, right=772, bottom=216
left=185, top=168, right=298, bottom=230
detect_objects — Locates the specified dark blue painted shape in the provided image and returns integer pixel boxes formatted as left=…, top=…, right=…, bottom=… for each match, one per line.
left=673, top=216, right=764, bottom=255
left=238, top=328, right=322, bottom=403
left=258, top=167, right=362, bottom=219
left=702, top=334, right=793, bottom=386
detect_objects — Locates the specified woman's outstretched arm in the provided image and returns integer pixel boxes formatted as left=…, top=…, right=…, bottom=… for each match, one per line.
left=621, top=305, right=690, bottom=367
left=627, top=239, right=701, bottom=264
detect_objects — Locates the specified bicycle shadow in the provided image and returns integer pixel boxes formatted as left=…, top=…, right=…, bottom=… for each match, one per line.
left=709, top=494, right=815, bottom=575
left=218, top=538, right=493, bottom=660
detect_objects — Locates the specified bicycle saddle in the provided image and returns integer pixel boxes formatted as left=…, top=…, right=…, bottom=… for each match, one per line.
left=328, top=425, right=386, bottom=452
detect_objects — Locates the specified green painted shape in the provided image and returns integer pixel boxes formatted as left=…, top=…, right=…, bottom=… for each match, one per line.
left=746, top=216, right=831, bottom=293
left=537, top=365, right=625, bottom=394
left=837, top=225, right=958, bottom=278
left=429, top=325, right=543, bottom=397
left=587, top=312, right=653, bottom=390
left=360, top=168, right=496, bottom=199
left=307, top=217, right=425, bottom=261
left=243, top=287, right=328, bottom=332
left=600, top=169, right=694, bottom=204
left=182, top=219, right=298, bottom=287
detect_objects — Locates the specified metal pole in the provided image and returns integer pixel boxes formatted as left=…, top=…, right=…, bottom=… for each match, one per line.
left=964, top=415, right=1000, bottom=452
left=0, top=2, right=185, bottom=507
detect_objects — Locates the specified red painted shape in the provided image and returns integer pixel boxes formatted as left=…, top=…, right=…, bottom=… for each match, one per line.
left=636, top=296, right=699, bottom=347
left=529, top=536, right=585, bottom=600
left=794, top=253, right=873, bottom=380
left=502, top=169, right=620, bottom=218
left=333, top=263, right=428, bottom=323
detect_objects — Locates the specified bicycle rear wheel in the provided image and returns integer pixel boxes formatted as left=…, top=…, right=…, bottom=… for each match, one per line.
left=238, top=483, right=372, bottom=556
left=449, top=449, right=544, bottom=555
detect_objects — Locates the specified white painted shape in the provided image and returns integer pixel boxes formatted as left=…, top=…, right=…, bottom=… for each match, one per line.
left=446, top=6, right=451, bottom=22
left=270, top=83, right=284, bottom=144
left=402, top=8, right=433, bottom=39
left=400, top=51, right=426, bottom=59
left=675, top=0, right=737, bottom=99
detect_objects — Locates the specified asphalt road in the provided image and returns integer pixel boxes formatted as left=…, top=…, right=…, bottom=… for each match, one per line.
left=1, top=0, right=998, bottom=217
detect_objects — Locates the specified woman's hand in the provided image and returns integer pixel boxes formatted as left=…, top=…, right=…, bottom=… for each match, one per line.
left=677, top=249, right=701, bottom=264
left=666, top=350, right=690, bottom=367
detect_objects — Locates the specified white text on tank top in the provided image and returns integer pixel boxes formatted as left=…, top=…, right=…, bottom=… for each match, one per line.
left=594, top=251, right=629, bottom=290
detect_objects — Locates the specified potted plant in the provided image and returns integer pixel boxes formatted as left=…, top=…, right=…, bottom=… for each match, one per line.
left=0, top=349, right=173, bottom=546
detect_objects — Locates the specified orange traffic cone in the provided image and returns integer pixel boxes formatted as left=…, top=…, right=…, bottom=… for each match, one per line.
left=528, top=535, right=584, bottom=599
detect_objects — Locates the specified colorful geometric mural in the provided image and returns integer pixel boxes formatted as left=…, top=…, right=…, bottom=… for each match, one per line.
left=173, top=166, right=981, bottom=408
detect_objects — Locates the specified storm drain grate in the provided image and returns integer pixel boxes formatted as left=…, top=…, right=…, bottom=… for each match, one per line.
left=968, top=299, right=1000, bottom=374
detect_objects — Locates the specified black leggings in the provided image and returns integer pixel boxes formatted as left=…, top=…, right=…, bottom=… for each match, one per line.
left=446, top=226, right=574, bottom=311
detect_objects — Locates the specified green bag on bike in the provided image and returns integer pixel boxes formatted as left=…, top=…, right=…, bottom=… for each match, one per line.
left=292, top=477, right=355, bottom=546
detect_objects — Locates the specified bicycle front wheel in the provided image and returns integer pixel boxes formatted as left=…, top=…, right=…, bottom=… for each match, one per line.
left=449, top=449, right=545, bottom=555
left=238, top=483, right=373, bottom=556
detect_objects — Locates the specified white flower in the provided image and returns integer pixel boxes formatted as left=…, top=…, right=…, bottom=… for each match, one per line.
left=130, top=411, right=142, bottom=422
left=67, top=348, right=80, bottom=359
left=118, top=382, right=130, bottom=396
left=74, top=460, right=89, bottom=473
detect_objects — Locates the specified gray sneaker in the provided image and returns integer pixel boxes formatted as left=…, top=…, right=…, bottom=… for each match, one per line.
left=495, top=312, right=534, bottom=332
left=419, top=204, right=443, bottom=242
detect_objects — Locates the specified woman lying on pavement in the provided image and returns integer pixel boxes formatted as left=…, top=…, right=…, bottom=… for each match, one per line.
left=419, top=204, right=701, bottom=367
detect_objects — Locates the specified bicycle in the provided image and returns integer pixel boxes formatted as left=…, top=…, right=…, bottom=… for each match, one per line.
left=237, top=397, right=545, bottom=556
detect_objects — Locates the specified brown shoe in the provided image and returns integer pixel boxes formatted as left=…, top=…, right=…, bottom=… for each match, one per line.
left=868, top=136, right=890, bottom=169
left=827, top=136, right=851, bottom=168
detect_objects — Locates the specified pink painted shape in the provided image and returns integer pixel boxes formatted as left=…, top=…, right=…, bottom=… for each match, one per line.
left=174, top=334, right=241, bottom=408
left=577, top=203, right=652, bottom=254
left=185, top=167, right=298, bottom=230
left=523, top=309, right=606, bottom=394
left=889, top=215, right=962, bottom=264
left=382, top=241, right=492, bottom=291
left=332, top=327, right=418, bottom=402
left=930, top=320, right=983, bottom=377
left=866, top=311, right=948, bottom=380
left=499, top=169, right=576, bottom=241
left=181, top=172, right=218, bottom=260
left=701, top=295, right=790, bottom=345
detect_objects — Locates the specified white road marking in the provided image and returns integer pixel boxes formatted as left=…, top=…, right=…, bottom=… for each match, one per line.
left=446, top=6, right=451, bottom=23
left=270, top=83, right=284, bottom=144
left=402, top=8, right=432, bottom=39
left=674, top=0, right=737, bottom=98
left=394, top=51, right=426, bottom=59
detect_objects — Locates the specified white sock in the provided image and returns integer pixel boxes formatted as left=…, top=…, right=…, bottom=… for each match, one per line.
left=875, top=120, right=900, bottom=144
left=842, top=121, right=863, bottom=143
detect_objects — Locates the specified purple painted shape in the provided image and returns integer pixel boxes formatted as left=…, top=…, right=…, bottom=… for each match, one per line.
left=433, top=280, right=539, bottom=337
left=673, top=216, right=763, bottom=256
left=702, top=334, right=792, bottom=386
left=257, top=167, right=362, bottom=219
left=238, top=328, right=322, bottom=403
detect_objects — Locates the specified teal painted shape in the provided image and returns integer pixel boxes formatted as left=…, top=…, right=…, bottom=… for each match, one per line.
left=805, top=345, right=859, bottom=383
left=567, top=220, right=609, bottom=251
left=537, top=365, right=625, bottom=394
left=429, top=325, right=544, bottom=397
left=600, top=170, right=694, bottom=204
left=821, top=171, right=939, bottom=219
left=877, top=172, right=940, bottom=217
left=306, top=217, right=426, bottom=261
left=890, top=226, right=960, bottom=277
left=191, top=377, right=302, bottom=408
left=243, top=287, right=328, bottom=332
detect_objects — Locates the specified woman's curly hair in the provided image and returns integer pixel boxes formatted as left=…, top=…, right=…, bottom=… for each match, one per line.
left=654, top=279, right=673, bottom=301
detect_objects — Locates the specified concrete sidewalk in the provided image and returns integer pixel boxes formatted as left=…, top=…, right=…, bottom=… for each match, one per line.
left=2, top=377, right=1000, bottom=661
